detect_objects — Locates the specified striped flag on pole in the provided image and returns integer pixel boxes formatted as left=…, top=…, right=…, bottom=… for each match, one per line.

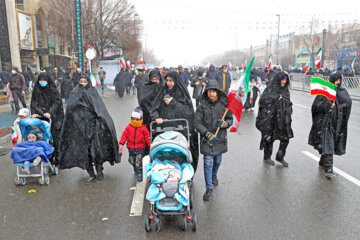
left=120, top=58, right=126, bottom=69
left=350, top=56, right=356, bottom=73
left=268, top=55, right=272, bottom=69
left=90, top=72, right=98, bottom=88
left=310, top=77, right=337, bottom=101
left=304, top=60, right=309, bottom=73
left=315, top=48, right=322, bottom=69
left=126, top=60, right=131, bottom=69
left=11, top=128, right=18, bottom=146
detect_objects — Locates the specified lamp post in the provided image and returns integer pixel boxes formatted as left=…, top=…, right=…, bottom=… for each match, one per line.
left=276, top=14, right=280, bottom=65
left=321, top=29, right=327, bottom=69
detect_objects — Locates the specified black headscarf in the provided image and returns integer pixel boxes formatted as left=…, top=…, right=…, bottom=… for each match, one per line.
left=59, top=74, right=120, bottom=170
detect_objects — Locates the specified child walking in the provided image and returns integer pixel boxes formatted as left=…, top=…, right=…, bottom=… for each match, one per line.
left=119, top=107, right=150, bottom=182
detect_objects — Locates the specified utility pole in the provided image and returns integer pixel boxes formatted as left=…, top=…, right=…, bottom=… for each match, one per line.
left=75, top=0, right=83, bottom=71
left=276, top=14, right=280, bottom=65
left=321, top=29, right=327, bottom=69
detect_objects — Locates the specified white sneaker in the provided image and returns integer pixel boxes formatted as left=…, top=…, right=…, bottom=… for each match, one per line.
left=33, top=157, right=41, bottom=166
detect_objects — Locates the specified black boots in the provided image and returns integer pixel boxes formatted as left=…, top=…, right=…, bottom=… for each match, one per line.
left=325, top=169, right=335, bottom=179
left=203, top=188, right=213, bottom=201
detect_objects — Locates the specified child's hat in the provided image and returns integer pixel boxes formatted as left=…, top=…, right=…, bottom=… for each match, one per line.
left=18, top=108, right=30, bottom=118
left=131, top=107, right=143, bottom=119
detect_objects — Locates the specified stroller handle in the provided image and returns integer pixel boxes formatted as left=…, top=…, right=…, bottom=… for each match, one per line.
left=150, top=119, right=190, bottom=143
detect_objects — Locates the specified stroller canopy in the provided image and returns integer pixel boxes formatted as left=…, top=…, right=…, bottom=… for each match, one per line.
left=19, top=118, right=53, bottom=142
left=150, top=131, right=192, bottom=162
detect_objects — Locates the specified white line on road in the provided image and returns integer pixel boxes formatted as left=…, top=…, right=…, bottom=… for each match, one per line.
left=302, top=151, right=360, bottom=187
left=129, top=155, right=150, bottom=216
left=293, top=103, right=311, bottom=109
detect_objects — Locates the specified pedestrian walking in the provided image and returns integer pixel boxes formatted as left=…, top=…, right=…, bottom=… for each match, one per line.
left=119, top=107, right=150, bottom=182
left=216, top=65, right=231, bottom=94
left=9, top=67, right=27, bottom=112
left=6, top=83, right=15, bottom=112
left=59, top=75, right=120, bottom=184
left=194, top=80, right=233, bottom=201
left=98, top=67, right=106, bottom=90
left=178, top=65, right=190, bottom=87
left=308, top=72, right=352, bottom=179
left=58, top=71, right=73, bottom=103
left=72, top=68, right=82, bottom=88
left=134, top=69, right=148, bottom=105
left=190, top=71, right=207, bottom=107
left=30, top=73, right=64, bottom=166
left=150, top=71, right=199, bottom=172
left=205, top=64, right=218, bottom=81
left=114, top=69, right=126, bottom=98
left=256, top=71, right=293, bottom=166
left=124, top=69, right=133, bottom=95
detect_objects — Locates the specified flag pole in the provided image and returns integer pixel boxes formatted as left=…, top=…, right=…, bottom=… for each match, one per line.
left=214, top=109, right=229, bottom=137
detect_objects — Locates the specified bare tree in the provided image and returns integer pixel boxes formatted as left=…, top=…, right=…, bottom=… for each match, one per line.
left=143, top=48, right=161, bottom=66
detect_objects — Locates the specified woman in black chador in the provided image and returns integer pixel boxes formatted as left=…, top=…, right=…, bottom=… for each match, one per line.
left=30, top=73, right=64, bottom=165
left=59, top=75, right=121, bottom=184
left=308, top=72, right=352, bottom=179
left=150, top=71, right=199, bottom=171
left=256, top=71, right=293, bottom=166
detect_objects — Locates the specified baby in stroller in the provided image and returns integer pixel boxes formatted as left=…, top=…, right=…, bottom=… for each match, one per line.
left=11, top=118, right=57, bottom=185
left=144, top=119, right=197, bottom=232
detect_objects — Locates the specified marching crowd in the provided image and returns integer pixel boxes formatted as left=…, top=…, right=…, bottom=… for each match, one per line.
left=7, top=62, right=352, bottom=201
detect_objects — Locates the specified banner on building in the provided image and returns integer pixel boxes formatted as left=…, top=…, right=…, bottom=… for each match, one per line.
left=17, top=11, right=34, bottom=50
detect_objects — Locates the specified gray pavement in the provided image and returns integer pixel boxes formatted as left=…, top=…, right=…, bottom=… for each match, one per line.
left=0, top=88, right=359, bottom=240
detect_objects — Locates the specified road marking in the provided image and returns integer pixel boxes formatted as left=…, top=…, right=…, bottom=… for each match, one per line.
left=129, top=155, right=150, bottom=216
left=302, top=151, right=360, bottom=187
left=293, top=103, right=311, bottom=109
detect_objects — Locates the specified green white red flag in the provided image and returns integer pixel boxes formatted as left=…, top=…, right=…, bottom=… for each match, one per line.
left=350, top=56, right=356, bottom=72
left=227, top=57, right=255, bottom=132
left=310, top=77, right=337, bottom=101
left=120, top=58, right=126, bottom=69
left=90, top=72, right=98, bottom=88
left=304, top=60, right=309, bottom=72
left=268, top=55, right=272, bottom=69
left=126, top=60, right=131, bottom=69
left=11, top=128, right=18, bottom=146
left=315, top=48, right=322, bottom=69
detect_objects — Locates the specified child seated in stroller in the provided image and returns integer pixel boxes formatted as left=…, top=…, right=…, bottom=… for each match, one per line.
left=11, top=132, right=54, bottom=174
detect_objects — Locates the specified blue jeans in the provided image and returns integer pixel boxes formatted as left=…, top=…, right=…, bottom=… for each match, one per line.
left=128, top=149, right=145, bottom=176
left=203, top=154, right=222, bottom=189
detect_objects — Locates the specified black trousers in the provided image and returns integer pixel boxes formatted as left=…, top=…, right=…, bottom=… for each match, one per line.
left=87, top=159, right=104, bottom=177
left=100, top=79, right=104, bottom=89
left=263, top=139, right=289, bottom=161
left=190, top=131, right=199, bottom=172
left=12, top=89, right=27, bottom=111
left=319, top=154, right=333, bottom=171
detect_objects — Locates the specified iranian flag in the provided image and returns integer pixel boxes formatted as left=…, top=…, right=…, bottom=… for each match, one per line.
left=126, top=60, right=131, bottom=69
left=315, top=48, right=322, bottom=69
left=268, top=55, right=272, bottom=69
left=350, top=56, right=356, bottom=72
left=310, top=77, right=337, bottom=101
left=120, top=58, right=126, bottom=69
left=304, top=60, right=309, bottom=72
left=227, top=57, right=255, bottom=132
left=11, top=128, right=18, bottom=146
left=90, top=72, right=98, bottom=88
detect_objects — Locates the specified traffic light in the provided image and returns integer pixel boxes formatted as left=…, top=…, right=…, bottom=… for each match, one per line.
left=75, top=0, right=83, bottom=72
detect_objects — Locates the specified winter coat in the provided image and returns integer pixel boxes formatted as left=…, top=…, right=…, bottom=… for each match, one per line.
left=0, top=67, right=10, bottom=85
left=205, top=65, right=218, bottom=80
left=308, top=86, right=352, bottom=155
left=256, top=72, right=293, bottom=149
left=59, top=75, right=120, bottom=170
left=150, top=71, right=195, bottom=130
left=31, top=73, right=64, bottom=159
left=114, top=70, right=126, bottom=97
left=119, top=124, right=150, bottom=150
left=194, top=80, right=233, bottom=155
left=190, top=76, right=207, bottom=100
left=123, top=71, right=133, bottom=87
left=9, top=73, right=26, bottom=91
left=216, top=71, right=231, bottom=94
left=59, top=75, right=73, bottom=99
left=180, top=72, right=190, bottom=87
left=135, top=74, right=149, bottom=104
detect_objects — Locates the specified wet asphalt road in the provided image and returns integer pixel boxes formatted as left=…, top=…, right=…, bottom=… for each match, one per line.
left=0, top=87, right=359, bottom=240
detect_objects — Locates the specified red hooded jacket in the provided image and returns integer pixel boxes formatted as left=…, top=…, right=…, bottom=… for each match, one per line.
left=119, top=124, right=150, bottom=149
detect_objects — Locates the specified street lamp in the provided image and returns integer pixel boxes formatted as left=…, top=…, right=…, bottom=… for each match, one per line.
left=276, top=14, right=280, bottom=66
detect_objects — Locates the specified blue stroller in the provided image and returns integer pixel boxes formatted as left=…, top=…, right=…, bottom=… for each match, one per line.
left=144, top=119, right=197, bottom=232
left=12, top=118, right=59, bottom=186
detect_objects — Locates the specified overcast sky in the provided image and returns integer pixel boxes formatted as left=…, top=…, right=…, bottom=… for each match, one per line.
left=128, top=0, right=359, bottom=66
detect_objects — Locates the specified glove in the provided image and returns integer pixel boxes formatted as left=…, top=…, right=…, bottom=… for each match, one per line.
left=216, top=119, right=228, bottom=128
left=118, top=144, right=124, bottom=154
left=205, top=131, right=217, bottom=145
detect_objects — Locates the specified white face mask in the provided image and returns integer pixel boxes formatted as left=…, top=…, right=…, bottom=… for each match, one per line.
left=11, top=70, right=16, bottom=74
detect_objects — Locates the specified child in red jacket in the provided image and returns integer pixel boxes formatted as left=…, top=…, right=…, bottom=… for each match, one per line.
left=119, top=107, right=150, bottom=182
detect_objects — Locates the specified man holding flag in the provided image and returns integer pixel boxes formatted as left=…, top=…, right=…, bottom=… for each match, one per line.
left=308, top=73, right=352, bottom=179
left=256, top=71, right=293, bottom=166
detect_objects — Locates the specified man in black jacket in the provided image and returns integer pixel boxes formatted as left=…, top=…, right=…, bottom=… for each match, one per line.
left=194, top=80, right=233, bottom=201
left=9, top=67, right=27, bottom=112
left=216, top=65, right=231, bottom=94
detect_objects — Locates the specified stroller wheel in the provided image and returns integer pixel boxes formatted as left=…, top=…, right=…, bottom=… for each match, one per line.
left=43, top=165, right=49, bottom=175
left=192, top=212, right=197, bottom=231
left=15, top=177, right=21, bottom=186
left=155, top=216, right=160, bottom=232
left=181, top=215, right=187, bottom=231
left=144, top=213, right=151, bottom=232
left=21, top=178, right=26, bottom=186
left=45, top=176, right=50, bottom=185
left=38, top=178, right=44, bottom=185
left=190, top=193, right=194, bottom=209
left=54, top=167, right=59, bottom=175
